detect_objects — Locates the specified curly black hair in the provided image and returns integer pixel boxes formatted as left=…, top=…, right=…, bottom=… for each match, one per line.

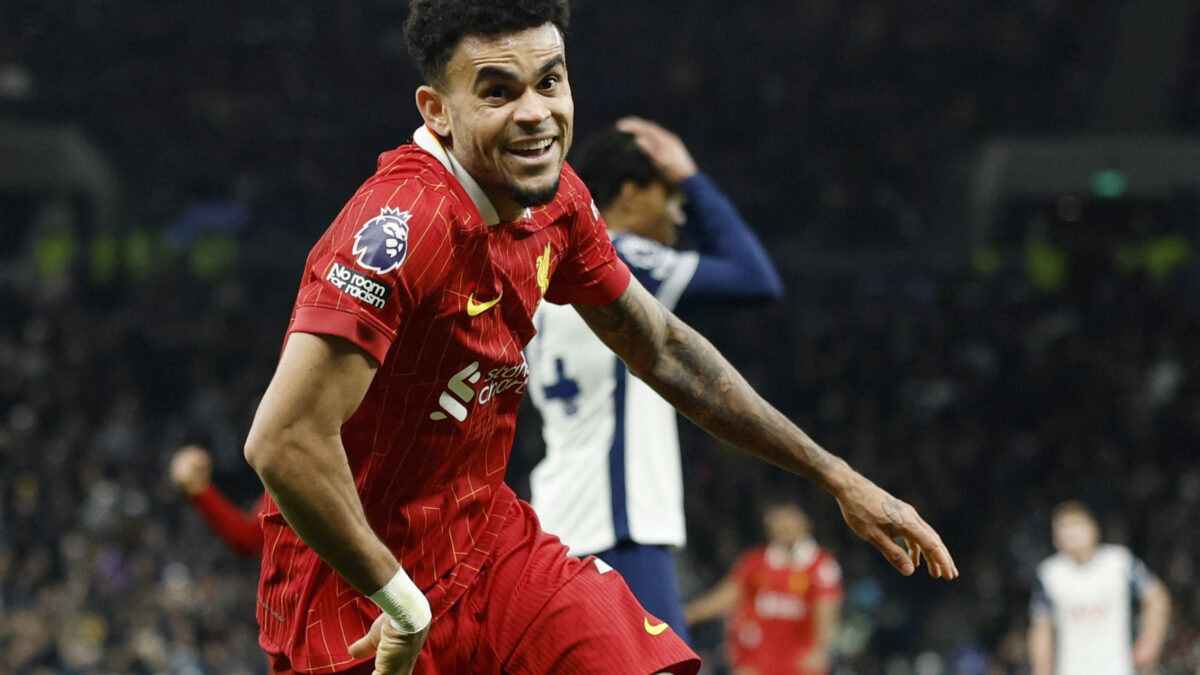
left=404, top=0, right=571, bottom=86
left=570, top=125, right=662, bottom=211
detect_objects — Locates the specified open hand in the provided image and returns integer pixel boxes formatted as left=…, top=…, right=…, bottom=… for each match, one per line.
left=348, top=613, right=429, bottom=675
left=835, top=475, right=958, bottom=579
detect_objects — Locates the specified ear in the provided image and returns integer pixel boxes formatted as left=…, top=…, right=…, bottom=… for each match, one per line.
left=415, top=85, right=452, bottom=137
left=614, top=180, right=643, bottom=209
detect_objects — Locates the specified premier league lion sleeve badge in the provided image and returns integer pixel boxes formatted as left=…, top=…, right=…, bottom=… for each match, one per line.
left=353, top=207, right=413, bottom=274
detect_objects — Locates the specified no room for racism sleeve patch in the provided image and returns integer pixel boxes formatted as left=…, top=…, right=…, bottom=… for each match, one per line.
left=326, top=262, right=392, bottom=309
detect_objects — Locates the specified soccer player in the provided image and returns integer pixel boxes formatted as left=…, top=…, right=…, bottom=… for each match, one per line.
left=684, top=503, right=842, bottom=675
left=168, top=444, right=264, bottom=558
left=1028, top=501, right=1171, bottom=675
left=525, top=116, right=783, bottom=643
left=242, top=2, right=958, bottom=674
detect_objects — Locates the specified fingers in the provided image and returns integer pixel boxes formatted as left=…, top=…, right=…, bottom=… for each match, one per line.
left=617, top=117, right=667, bottom=155
left=903, top=515, right=958, bottom=579
left=348, top=614, right=383, bottom=659
left=615, top=115, right=657, bottom=136
left=871, top=531, right=916, bottom=576
left=614, top=116, right=697, bottom=184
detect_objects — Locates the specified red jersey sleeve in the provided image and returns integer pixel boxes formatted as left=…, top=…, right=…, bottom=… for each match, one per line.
left=543, top=166, right=631, bottom=306
left=811, top=551, right=844, bottom=601
left=289, top=175, right=454, bottom=363
left=190, top=484, right=265, bottom=558
left=728, top=547, right=762, bottom=589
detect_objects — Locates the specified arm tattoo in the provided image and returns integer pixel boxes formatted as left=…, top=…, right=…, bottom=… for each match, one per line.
left=576, top=281, right=839, bottom=484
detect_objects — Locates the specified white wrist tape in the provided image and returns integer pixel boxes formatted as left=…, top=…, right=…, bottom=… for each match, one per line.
left=368, top=568, right=432, bottom=634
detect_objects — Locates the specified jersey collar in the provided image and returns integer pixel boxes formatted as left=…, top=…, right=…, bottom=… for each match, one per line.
left=766, top=537, right=819, bottom=569
left=413, top=125, right=502, bottom=226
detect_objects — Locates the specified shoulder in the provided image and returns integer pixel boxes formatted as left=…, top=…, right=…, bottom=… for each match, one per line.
left=328, top=144, right=481, bottom=259
left=365, top=144, right=477, bottom=226
left=812, top=549, right=843, bottom=586
left=1096, top=544, right=1137, bottom=570
left=736, top=544, right=769, bottom=568
left=1036, top=552, right=1069, bottom=579
left=1096, top=543, right=1131, bottom=558
left=814, top=545, right=839, bottom=565
left=612, top=233, right=682, bottom=277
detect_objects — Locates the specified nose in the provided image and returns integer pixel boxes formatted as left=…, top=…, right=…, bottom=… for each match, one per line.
left=513, top=89, right=551, bottom=127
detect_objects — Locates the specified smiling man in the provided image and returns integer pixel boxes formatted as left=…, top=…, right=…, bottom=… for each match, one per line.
left=243, top=2, right=957, bottom=674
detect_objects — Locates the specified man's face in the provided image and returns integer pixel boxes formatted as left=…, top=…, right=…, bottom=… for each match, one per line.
left=612, top=181, right=686, bottom=245
left=1052, top=512, right=1099, bottom=560
left=764, top=505, right=810, bottom=548
left=428, top=24, right=573, bottom=219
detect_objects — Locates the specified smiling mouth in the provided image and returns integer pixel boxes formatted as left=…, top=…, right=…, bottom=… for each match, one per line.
left=506, top=137, right=556, bottom=161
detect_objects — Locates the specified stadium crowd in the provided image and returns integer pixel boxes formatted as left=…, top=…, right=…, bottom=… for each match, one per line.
left=3, top=0, right=1200, bottom=673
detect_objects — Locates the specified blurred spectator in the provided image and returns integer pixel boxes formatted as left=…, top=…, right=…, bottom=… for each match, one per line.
left=685, top=503, right=843, bottom=674
left=1028, top=501, right=1171, bottom=675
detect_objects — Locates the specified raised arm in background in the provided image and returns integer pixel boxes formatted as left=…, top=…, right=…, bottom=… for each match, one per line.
left=169, top=445, right=264, bottom=557
left=615, top=116, right=783, bottom=301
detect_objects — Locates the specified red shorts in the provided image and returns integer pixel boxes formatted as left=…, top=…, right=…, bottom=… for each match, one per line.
left=270, top=499, right=699, bottom=674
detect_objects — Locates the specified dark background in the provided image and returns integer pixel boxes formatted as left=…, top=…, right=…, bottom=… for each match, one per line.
left=3, top=1, right=1200, bottom=672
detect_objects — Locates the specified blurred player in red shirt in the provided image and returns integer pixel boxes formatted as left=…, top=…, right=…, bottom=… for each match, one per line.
left=686, top=503, right=843, bottom=675
left=168, top=445, right=264, bottom=558
left=242, top=1, right=957, bottom=674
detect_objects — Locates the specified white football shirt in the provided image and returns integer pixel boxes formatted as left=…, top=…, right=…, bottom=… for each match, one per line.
left=525, top=233, right=698, bottom=555
left=1030, top=544, right=1158, bottom=675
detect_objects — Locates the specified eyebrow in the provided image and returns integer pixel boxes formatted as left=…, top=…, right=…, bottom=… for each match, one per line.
left=474, top=55, right=565, bottom=88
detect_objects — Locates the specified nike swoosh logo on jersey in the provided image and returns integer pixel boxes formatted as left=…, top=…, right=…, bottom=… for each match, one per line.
left=643, top=617, right=669, bottom=636
left=466, top=292, right=502, bottom=316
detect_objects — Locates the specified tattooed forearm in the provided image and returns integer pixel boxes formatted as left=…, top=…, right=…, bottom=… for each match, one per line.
left=655, top=316, right=838, bottom=478
left=576, top=280, right=843, bottom=488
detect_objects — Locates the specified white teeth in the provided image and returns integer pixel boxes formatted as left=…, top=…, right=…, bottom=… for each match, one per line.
left=509, top=138, right=553, bottom=152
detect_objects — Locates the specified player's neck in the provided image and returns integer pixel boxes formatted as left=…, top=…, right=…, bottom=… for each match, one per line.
left=604, top=218, right=661, bottom=243
left=1068, top=547, right=1097, bottom=565
left=602, top=212, right=633, bottom=236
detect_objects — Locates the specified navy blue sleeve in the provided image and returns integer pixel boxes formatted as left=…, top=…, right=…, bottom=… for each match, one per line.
left=1129, top=553, right=1159, bottom=599
left=612, top=234, right=698, bottom=310
left=679, top=171, right=784, bottom=300
left=1029, top=573, right=1052, bottom=619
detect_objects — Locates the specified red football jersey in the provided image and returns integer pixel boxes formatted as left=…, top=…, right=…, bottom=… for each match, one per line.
left=726, top=540, right=843, bottom=674
left=256, top=127, right=631, bottom=673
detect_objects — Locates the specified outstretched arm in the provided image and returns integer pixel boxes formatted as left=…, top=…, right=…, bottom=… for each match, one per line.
left=574, top=280, right=957, bottom=579
left=683, top=577, right=740, bottom=626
